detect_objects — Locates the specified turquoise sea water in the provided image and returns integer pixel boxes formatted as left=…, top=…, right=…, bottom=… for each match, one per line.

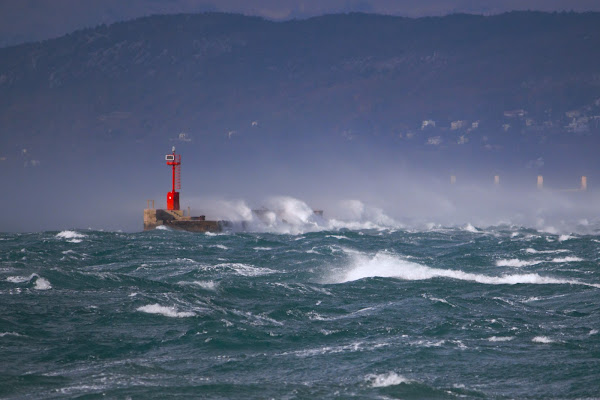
left=1, top=224, right=599, bottom=399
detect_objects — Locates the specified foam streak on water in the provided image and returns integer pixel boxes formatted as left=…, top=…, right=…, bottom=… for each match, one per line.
left=0, top=225, right=599, bottom=399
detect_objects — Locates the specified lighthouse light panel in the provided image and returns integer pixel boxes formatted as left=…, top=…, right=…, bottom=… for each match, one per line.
left=165, top=155, right=175, bottom=161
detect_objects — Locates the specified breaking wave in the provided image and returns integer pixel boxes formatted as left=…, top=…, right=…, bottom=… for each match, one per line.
left=331, top=251, right=600, bottom=287
left=136, top=304, right=195, bottom=318
left=463, top=223, right=480, bottom=233
left=56, top=230, right=86, bottom=243
left=34, top=277, right=52, bottom=290
left=532, top=336, right=556, bottom=344
left=496, top=259, right=542, bottom=267
left=6, top=274, right=52, bottom=290
left=488, top=336, right=514, bottom=342
left=366, top=372, right=411, bottom=387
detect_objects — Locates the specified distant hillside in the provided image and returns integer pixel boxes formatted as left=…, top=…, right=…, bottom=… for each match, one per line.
left=1, top=11, right=600, bottom=171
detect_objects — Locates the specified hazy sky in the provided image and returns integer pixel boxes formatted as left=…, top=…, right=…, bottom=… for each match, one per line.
left=2, top=0, right=600, bottom=46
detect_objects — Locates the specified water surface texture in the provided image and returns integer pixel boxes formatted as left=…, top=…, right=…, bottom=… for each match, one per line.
left=1, top=225, right=599, bottom=399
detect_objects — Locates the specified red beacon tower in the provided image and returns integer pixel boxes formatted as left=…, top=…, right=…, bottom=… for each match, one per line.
left=165, top=146, right=181, bottom=210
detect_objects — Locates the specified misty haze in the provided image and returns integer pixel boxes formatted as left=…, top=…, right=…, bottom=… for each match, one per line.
left=1, top=4, right=599, bottom=399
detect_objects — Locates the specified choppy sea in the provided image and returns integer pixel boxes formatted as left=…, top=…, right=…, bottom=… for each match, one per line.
left=1, top=221, right=600, bottom=399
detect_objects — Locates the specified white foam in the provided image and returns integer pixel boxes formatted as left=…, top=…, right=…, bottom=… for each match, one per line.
left=523, top=296, right=542, bottom=302
left=56, top=230, right=85, bottom=239
left=525, top=248, right=569, bottom=254
left=6, top=273, right=51, bottom=289
left=332, top=251, right=600, bottom=288
left=559, top=234, right=575, bottom=242
left=496, top=259, right=542, bottom=267
left=136, top=304, right=195, bottom=318
left=532, top=336, right=555, bottom=343
left=411, top=339, right=445, bottom=347
left=56, top=231, right=86, bottom=242
left=590, top=329, right=598, bottom=335
left=488, top=336, right=514, bottom=342
left=366, top=372, right=410, bottom=387
left=155, top=225, right=170, bottom=231
left=210, top=244, right=229, bottom=250
left=253, top=247, right=272, bottom=251
left=6, top=275, right=34, bottom=283
left=34, top=277, right=52, bottom=290
left=463, top=223, right=479, bottom=233
left=551, top=256, right=583, bottom=263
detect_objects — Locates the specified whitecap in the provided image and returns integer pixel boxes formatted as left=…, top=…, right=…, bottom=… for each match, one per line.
left=488, top=336, right=514, bottom=342
left=155, top=225, right=170, bottom=231
left=524, top=248, right=569, bottom=254
left=532, top=336, right=555, bottom=343
left=56, top=230, right=85, bottom=239
left=558, top=234, right=575, bottom=242
left=523, top=296, right=541, bottom=302
left=463, top=223, right=479, bottom=233
left=551, top=256, right=583, bottom=263
left=331, top=251, right=600, bottom=288
left=136, top=304, right=195, bottom=318
left=6, top=275, right=34, bottom=283
left=34, top=277, right=52, bottom=290
left=56, top=230, right=85, bottom=242
left=6, top=273, right=51, bottom=290
left=366, top=372, right=410, bottom=387
left=253, top=247, right=272, bottom=251
left=210, top=244, right=229, bottom=250
left=496, top=259, right=542, bottom=267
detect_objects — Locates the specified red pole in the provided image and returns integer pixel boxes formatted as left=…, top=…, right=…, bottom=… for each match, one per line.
left=172, top=150, right=176, bottom=194
left=166, top=148, right=181, bottom=210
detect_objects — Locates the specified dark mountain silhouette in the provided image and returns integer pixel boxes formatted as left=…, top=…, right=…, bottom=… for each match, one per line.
left=1, top=11, right=600, bottom=183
